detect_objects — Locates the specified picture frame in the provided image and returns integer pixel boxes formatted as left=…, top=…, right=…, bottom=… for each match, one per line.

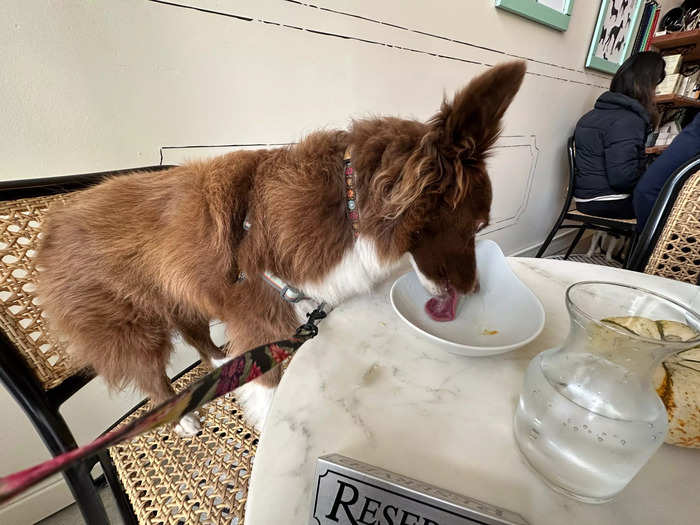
left=585, top=0, right=644, bottom=74
left=495, top=0, right=575, bottom=32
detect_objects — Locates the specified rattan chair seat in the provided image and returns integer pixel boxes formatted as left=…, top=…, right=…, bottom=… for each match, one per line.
left=645, top=170, right=700, bottom=284
left=0, top=194, right=81, bottom=390
left=109, top=365, right=259, bottom=525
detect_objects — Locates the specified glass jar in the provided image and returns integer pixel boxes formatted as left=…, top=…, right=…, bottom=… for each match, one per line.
left=514, top=281, right=700, bottom=503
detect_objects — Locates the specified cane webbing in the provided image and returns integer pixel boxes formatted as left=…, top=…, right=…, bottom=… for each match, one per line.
left=645, top=170, right=700, bottom=285
left=0, top=194, right=82, bottom=390
left=109, top=365, right=259, bottom=524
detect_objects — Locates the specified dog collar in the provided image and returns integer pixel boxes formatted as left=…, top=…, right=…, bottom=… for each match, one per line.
left=343, top=147, right=360, bottom=239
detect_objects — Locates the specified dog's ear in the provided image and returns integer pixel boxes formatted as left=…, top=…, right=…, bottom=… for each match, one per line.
left=381, top=61, right=525, bottom=218
left=428, top=60, right=526, bottom=161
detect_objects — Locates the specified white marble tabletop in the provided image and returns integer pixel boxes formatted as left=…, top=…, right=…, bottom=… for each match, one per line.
left=246, top=258, right=700, bottom=525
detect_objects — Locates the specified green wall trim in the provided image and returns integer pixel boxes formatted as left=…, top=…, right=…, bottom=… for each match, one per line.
left=584, top=0, right=644, bottom=75
left=495, top=0, right=574, bottom=32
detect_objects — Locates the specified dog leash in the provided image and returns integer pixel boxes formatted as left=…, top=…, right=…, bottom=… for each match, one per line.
left=0, top=303, right=329, bottom=505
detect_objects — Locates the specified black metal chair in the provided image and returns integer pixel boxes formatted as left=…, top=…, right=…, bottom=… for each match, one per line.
left=626, top=154, right=700, bottom=284
left=0, top=167, right=259, bottom=524
left=0, top=166, right=169, bottom=524
left=536, top=136, right=638, bottom=261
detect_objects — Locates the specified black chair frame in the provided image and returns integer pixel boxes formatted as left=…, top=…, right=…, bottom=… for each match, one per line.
left=536, top=136, right=638, bottom=261
left=0, top=165, right=176, bottom=525
left=626, top=154, right=700, bottom=273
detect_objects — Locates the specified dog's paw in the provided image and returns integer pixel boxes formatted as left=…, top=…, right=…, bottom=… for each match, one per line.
left=174, top=413, right=202, bottom=437
left=236, top=382, right=276, bottom=432
left=210, top=355, right=233, bottom=368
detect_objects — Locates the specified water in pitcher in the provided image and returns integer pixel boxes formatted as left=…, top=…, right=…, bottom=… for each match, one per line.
left=514, top=349, right=668, bottom=502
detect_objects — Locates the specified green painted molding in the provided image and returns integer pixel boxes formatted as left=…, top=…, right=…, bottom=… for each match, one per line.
left=495, top=0, right=574, bottom=32
left=585, top=0, right=644, bottom=74
left=586, top=56, right=620, bottom=75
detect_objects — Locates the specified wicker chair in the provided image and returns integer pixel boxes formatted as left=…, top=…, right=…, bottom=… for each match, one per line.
left=627, top=155, right=700, bottom=284
left=536, top=136, right=638, bottom=261
left=0, top=168, right=258, bottom=524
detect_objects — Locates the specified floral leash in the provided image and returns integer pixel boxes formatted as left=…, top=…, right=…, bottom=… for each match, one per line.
left=0, top=304, right=329, bottom=504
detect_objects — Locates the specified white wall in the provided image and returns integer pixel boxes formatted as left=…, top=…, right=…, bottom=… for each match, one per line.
left=660, top=0, right=683, bottom=17
left=0, top=0, right=656, bottom=522
left=1, top=0, right=616, bottom=253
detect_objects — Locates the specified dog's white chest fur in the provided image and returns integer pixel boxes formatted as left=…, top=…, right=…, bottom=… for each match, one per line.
left=297, top=235, right=397, bottom=306
left=238, top=237, right=398, bottom=432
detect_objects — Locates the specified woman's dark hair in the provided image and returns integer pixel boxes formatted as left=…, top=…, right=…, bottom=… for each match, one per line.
left=610, top=51, right=665, bottom=126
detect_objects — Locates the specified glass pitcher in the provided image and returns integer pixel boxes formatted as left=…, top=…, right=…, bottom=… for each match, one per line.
left=514, top=281, right=700, bottom=503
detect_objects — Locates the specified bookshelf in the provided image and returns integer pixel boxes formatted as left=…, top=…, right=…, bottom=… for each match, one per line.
left=650, top=29, right=700, bottom=63
left=654, top=94, right=700, bottom=108
left=648, top=29, right=700, bottom=151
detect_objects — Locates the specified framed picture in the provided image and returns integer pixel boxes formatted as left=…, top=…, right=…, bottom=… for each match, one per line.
left=586, top=0, right=644, bottom=74
left=495, top=0, right=574, bottom=32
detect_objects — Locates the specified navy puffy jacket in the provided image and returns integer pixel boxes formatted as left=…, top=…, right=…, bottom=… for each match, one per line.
left=633, top=113, right=700, bottom=230
left=573, top=92, right=650, bottom=200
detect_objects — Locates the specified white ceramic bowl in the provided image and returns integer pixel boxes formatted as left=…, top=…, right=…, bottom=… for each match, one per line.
left=390, top=240, right=545, bottom=356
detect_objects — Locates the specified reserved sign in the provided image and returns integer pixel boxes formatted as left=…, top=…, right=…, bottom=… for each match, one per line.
left=310, top=455, right=528, bottom=525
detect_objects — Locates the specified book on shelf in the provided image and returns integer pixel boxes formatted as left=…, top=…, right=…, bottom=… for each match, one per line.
left=663, top=54, right=683, bottom=76
left=632, top=3, right=655, bottom=54
left=640, top=2, right=659, bottom=52
left=653, top=108, right=692, bottom=147
left=656, top=73, right=680, bottom=96
left=681, top=70, right=700, bottom=99
left=655, top=134, right=675, bottom=147
left=644, top=6, right=661, bottom=51
left=655, top=119, right=680, bottom=146
left=659, top=64, right=700, bottom=99
left=654, top=65, right=700, bottom=98
left=646, top=131, right=659, bottom=148
left=690, top=75, right=700, bottom=99
left=655, top=130, right=680, bottom=147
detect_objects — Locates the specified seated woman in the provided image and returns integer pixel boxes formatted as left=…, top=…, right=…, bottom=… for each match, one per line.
left=634, top=113, right=700, bottom=231
left=573, top=52, right=665, bottom=219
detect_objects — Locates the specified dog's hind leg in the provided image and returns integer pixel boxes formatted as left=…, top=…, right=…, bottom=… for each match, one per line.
left=176, top=316, right=229, bottom=368
left=148, top=376, right=201, bottom=437
left=143, top=370, right=200, bottom=436
left=123, top=329, right=202, bottom=437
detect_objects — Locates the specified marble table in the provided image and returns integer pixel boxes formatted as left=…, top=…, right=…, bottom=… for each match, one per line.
left=246, top=258, right=700, bottom=524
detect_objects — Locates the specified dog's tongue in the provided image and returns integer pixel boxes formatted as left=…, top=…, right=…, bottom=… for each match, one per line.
left=425, top=285, right=460, bottom=322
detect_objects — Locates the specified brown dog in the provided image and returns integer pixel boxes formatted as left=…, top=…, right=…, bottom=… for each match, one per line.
left=37, top=61, right=525, bottom=433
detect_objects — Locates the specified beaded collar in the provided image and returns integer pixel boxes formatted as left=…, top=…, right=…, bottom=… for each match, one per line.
left=343, top=148, right=360, bottom=239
